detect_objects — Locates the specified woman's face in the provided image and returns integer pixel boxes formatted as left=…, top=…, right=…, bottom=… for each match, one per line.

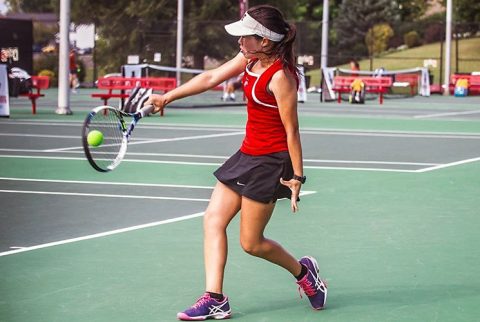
left=238, top=35, right=264, bottom=59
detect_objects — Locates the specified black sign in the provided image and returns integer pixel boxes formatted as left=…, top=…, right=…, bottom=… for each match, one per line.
left=0, top=18, right=33, bottom=74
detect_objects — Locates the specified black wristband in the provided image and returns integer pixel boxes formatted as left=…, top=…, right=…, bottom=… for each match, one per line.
left=293, top=175, right=306, bottom=184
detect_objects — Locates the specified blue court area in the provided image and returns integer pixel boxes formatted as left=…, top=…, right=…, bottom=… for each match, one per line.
left=1, top=89, right=480, bottom=321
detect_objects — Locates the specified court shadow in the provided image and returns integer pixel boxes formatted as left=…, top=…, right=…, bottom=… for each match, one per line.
left=233, top=297, right=303, bottom=318
left=233, top=283, right=480, bottom=317
left=327, top=283, right=480, bottom=310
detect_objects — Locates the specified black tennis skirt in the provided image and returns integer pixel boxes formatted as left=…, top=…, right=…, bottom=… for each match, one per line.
left=214, top=149, right=295, bottom=203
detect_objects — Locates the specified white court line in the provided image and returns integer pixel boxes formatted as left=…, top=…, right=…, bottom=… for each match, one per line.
left=414, top=110, right=480, bottom=119
left=0, top=212, right=206, bottom=257
left=0, top=148, right=230, bottom=160
left=114, top=152, right=228, bottom=159
left=0, top=132, right=170, bottom=141
left=415, top=156, right=480, bottom=173
left=0, top=154, right=223, bottom=166
left=0, top=177, right=213, bottom=189
left=0, top=133, right=79, bottom=139
left=6, top=119, right=480, bottom=135
left=0, top=189, right=316, bottom=257
left=4, top=119, right=480, bottom=137
left=1, top=120, right=244, bottom=131
left=0, top=190, right=211, bottom=202
left=304, top=165, right=418, bottom=173
left=0, top=154, right=428, bottom=172
left=45, top=131, right=244, bottom=152
left=301, top=130, right=480, bottom=139
left=0, top=154, right=87, bottom=161
left=3, top=129, right=480, bottom=141
left=304, top=159, right=438, bottom=166
left=0, top=177, right=316, bottom=197
left=0, top=149, right=437, bottom=166
left=298, top=191, right=316, bottom=197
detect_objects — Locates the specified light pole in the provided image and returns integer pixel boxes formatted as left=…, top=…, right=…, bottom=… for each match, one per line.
left=320, top=0, right=329, bottom=70
left=57, top=0, right=73, bottom=115
left=240, top=0, right=249, bottom=17
left=176, top=0, right=184, bottom=86
left=443, top=0, right=452, bottom=95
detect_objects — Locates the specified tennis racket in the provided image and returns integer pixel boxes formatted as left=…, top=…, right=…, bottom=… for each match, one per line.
left=82, top=104, right=155, bottom=172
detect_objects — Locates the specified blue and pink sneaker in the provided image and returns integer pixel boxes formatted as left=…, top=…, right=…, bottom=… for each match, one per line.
left=177, top=292, right=231, bottom=320
left=296, top=256, right=328, bottom=310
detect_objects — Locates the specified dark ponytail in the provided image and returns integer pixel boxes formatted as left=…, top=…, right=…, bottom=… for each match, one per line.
left=248, top=5, right=298, bottom=76
left=277, top=22, right=298, bottom=75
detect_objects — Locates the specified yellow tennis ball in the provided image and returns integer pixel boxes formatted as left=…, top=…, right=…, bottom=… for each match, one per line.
left=87, top=130, right=104, bottom=147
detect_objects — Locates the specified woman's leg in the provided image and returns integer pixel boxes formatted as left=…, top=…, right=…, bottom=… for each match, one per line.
left=203, top=181, right=242, bottom=294
left=239, top=197, right=302, bottom=277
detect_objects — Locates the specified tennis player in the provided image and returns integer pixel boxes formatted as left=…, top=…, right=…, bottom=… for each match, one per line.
left=145, top=5, right=327, bottom=320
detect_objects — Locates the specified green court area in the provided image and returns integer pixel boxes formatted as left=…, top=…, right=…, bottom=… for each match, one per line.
left=1, top=90, right=480, bottom=321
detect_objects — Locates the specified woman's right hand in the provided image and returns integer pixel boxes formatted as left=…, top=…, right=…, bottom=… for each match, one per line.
left=279, top=178, right=301, bottom=213
left=144, top=94, right=168, bottom=114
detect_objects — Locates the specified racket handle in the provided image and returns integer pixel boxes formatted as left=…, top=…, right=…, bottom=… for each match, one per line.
left=139, top=104, right=155, bottom=117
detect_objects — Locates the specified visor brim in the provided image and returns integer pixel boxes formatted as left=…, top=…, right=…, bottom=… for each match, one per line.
left=224, top=21, right=256, bottom=37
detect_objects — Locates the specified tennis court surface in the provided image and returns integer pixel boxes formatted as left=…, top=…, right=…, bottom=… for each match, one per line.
left=1, top=90, right=480, bottom=322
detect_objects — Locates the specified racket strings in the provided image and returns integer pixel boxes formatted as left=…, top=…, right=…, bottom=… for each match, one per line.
left=87, top=110, right=126, bottom=170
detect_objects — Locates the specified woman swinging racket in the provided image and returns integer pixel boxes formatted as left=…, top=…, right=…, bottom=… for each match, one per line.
left=145, top=5, right=327, bottom=320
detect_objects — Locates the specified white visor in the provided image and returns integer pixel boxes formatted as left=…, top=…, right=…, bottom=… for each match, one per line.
left=224, top=12, right=285, bottom=42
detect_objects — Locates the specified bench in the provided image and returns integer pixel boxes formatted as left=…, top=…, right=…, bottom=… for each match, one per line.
left=92, top=77, right=134, bottom=105
left=393, top=73, right=419, bottom=96
left=140, top=77, right=177, bottom=92
left=18, top=76, right=50, bottom=114
left=333, top=76, right=393, bottom=104
left=449, top=74, right=480, bottom=95
left=92, top=76, right=177, bottom=116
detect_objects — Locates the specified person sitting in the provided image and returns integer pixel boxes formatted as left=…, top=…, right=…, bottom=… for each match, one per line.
left=349, top=59, right=360, bottom=77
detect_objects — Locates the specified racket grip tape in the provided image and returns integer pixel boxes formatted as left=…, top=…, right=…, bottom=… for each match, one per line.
left=139, top=104, right=155, bottom=117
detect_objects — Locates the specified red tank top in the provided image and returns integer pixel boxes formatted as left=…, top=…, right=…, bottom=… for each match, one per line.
left=240, top=59, right=295, bottom=155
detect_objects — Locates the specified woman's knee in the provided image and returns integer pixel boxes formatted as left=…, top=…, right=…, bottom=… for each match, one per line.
left=240, top=236, right=264, bottom=256
left=203, top=182, right=241, bottom=234
left=203, top=209, right=229, bottom=233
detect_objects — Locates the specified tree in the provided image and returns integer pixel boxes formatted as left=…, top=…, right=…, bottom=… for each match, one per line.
left=334, top=0, right=399, bottom=62
left=68, top=0, right=302, bottom=71
left=435, top=0, right=480, bottom=35
left=70, top=0, right=243, bottom=71
left=5, top=0, right=54, bottom=13
left=395, top=0, right=428, bottom=21
left=451, top=0, right=480, bottom=33
left=70, top=0, right=176, bottom=73
left=365, top=23, right=394, bottom=55
left=249, top=0, right=298, bottom=18
left=290, top=0, right=342, bottom=67
left=182, top=0, right=239, bottom=69
left=33, top=23, right=58, bottom=48
left=440, top=0, right=480, bottom=23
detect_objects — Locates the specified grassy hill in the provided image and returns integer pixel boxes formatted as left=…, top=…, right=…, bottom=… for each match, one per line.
left=307, top=37, right=480, bottom=86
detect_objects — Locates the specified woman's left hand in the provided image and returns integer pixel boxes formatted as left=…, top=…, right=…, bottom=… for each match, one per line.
left=280, top=178, right=302, bottom=213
